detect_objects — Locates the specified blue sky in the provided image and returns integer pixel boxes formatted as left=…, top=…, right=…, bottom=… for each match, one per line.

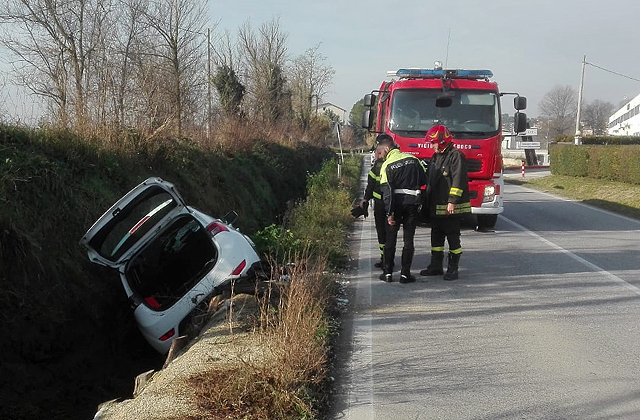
left=211, top=0, right=640, bottom=117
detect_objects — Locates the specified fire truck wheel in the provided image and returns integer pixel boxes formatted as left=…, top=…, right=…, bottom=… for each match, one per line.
left=476, top=214, right=497, bottom=229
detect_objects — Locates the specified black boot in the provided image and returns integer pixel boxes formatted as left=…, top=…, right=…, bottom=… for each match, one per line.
left=443, top=252, right=460, bottom=281
left=379, top=272, right=392, bottom=282
left=420, top=251, right=444, bottom=276
left=374, top=255, right=383, bottom=269
left=400, top=273, right=416, bottom=283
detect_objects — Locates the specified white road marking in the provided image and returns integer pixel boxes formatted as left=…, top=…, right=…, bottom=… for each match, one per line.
left=500, top=215, right=640, bottom=296
left=345, top=158, right=376, bottom=419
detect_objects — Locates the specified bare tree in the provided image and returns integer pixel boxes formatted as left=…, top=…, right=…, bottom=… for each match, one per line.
left=538, top=85, right=577, bottom=137
left=290, top=43, right=335, bottom=129
left=582, top=99, right=615, bottom=135
left=238, top=18, right=289, bottom=123
left=212, top=29, right=240, bottom=71
left=101, top=0, right=149, bottom=129
left=0, top=0, right=113, bottom=128
left=142, top=0, right=208, bottom=136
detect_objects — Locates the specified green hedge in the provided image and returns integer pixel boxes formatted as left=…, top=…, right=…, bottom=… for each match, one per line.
left=550, top=143, right=640, bottom=184
left=554, top=135, right=640, bottom=145
left=583, top=136, right=640, bottom=145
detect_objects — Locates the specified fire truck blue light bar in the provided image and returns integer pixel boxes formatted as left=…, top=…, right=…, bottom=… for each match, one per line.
left=394, top=69, right=493, bottom=79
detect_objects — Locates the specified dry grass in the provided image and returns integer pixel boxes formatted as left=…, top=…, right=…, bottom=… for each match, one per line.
left=188, top=256, right=332, bottom=420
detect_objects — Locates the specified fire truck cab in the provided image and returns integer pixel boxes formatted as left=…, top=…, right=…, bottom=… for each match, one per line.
left=362, top=64, right=527, bottom=229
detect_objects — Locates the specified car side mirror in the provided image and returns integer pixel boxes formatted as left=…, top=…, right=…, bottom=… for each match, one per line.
left=362, top=109, right=373, bottom=129
left=363, top=93, right=376, bottom=107
left=514, top=112, right=527, bottom=133
left=222, top=211, right=238, bottom=226
left=514, top=96, right=527, bottom=111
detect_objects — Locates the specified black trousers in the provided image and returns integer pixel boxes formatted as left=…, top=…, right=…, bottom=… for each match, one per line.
left=373, top=199, right=386, bottom=258
left=383, top=204, right=418, bottom=276
left=430, top=216, right=462, bottom=252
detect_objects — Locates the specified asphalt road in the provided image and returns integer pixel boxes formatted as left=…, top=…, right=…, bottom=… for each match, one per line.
left=332, top=159, right=640, bottom=420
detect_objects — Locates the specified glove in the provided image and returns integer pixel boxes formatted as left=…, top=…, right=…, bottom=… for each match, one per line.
left=351, top=200, right=369, bottom=218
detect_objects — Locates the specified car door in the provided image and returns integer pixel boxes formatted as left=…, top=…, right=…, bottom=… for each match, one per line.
left=79, top=177, right=191, bottom=269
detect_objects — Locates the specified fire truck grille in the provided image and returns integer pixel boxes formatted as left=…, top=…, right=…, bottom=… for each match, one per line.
left=467, top=159, right=482, bottom=173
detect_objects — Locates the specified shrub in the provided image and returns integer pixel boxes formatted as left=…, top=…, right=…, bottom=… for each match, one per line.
left=550, top=143, right=640, bottom=184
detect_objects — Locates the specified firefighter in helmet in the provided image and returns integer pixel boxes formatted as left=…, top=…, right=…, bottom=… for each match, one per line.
left=359, top=134, right=391, bottom=269
left=420, top=125, right=471, bottom=280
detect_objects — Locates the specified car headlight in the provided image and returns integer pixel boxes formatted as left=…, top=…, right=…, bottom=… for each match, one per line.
left=482, top=185, right=496, bottom=203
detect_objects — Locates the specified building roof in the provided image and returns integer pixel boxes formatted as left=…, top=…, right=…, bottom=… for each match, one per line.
left=317, top=102, right=346, bottom=112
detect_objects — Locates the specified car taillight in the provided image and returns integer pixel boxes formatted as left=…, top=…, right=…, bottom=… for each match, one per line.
left=232, top=259, right=246, bottom=275
left=159, top=329, right=175, bottom=341
left=144, top=296, right=161, bottom=309
left=207, top=221, right=229, bottom=236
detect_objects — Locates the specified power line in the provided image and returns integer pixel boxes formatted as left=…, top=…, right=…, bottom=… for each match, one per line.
left=585, top=61, right=640, bottom=83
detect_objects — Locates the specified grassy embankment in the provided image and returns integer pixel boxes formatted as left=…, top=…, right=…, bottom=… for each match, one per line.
left=0, top=122, right=357, bottom=420
left=188, top=155, right=362, bottom=420
left=506, top=175, right=640, bottom=220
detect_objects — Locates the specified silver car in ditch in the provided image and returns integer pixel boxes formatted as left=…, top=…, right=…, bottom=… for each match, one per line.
left=80, top=177, right=265, bottom=354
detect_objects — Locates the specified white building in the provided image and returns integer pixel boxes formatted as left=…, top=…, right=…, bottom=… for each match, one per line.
left=316, top=102, right=347, bottom=124
left=608, top=93, right=640, bottom=136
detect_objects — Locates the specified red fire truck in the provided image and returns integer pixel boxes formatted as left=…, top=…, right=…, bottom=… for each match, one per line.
left=362, top=65, right=527, bottom=229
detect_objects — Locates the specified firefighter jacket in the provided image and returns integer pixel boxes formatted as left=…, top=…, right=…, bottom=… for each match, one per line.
left=364, top=159, right=383, bottom=202
left=380, top=148, right=427, bottom=216
left=427, top=145, right=471, bottom=217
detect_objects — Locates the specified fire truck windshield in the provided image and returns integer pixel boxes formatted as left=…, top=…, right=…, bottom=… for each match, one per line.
left=389, top=89, right=500, bottom=138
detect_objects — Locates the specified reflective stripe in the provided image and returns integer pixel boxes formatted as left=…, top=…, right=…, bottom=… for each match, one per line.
left=431, top=246, right=445, bottom=252
left=435, top=202, right=471, bottom=215
left=450, top=248, right=463, bottom=254
left=369, top=171, right=381, bottom=181
left=450, top=187, right=463, bottom=197
left=393, top=188, right=421, bottom=196
left=372, top=191, right=382, bottom=200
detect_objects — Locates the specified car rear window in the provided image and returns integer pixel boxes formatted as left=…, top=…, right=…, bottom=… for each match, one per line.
left=89, top=187, right=178, bottom=262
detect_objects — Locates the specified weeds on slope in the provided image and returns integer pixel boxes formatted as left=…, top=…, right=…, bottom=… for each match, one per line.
left=188, top=155, right=362, bottom=419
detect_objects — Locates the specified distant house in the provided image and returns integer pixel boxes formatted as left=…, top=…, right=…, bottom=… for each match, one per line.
left=608, top=93, right=640, bottom=136
left=315, top=102, right=347, bottom=123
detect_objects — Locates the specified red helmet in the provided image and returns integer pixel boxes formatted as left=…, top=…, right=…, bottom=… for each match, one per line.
left=426, top=125, right=452, bottom=147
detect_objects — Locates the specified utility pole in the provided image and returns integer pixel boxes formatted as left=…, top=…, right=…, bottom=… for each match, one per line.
left=207, top=28, right=212, bottom=142
left=575, top=55, right=586, bottom=145
left=335, top=122, right=344, bottom=177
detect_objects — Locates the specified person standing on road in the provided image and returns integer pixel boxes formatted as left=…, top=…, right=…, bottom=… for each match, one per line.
left=378, top=136, right=427, bottom=283
left=420, top=125, right=470, bottom=280
left=360, top=134, right=392, bottom=269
